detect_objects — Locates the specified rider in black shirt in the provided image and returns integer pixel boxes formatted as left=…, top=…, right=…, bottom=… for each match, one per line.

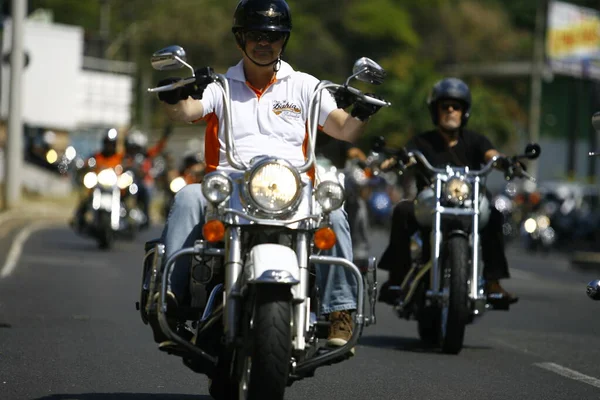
left=378, top=77, right=519, bottom=305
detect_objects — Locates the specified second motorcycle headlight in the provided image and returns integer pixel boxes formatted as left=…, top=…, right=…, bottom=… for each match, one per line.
left=117, top=171, right=134, bottom=189
left=315, top=181, right=345, bottom=212
left=202, top=172, right=232, bottom=205
left=444, top=177, right=471, bottom=205
left=248, top=162, right=300, bottom=212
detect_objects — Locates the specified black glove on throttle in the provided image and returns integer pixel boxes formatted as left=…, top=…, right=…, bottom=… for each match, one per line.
left=330, top=87, right=355, bottom=109
left=156, top=67, right=215, bottom=105
left=351, top=93, right=383, bottom=121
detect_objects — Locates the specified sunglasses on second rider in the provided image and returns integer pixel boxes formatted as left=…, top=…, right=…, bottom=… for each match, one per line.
left=438, top=100, right=464, bottom=112
left=244, top=30, right=287, bottom=43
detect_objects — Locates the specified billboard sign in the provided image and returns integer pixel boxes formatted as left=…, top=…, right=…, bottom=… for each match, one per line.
left=546, top=1, right=600, bottom=80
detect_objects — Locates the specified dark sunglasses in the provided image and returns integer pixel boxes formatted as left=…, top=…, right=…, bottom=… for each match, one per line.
left=439, top=101, right=464, bottom=111
left=244, top=30, right=286, bottom=43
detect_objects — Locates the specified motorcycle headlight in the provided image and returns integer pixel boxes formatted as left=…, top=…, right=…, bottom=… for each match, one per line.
left=202, top=172, right=232, bottom=205
left=117, top=171, right=134, bottom=189
left=444, top=177, right=471, bottom=205
left=524, top=217, right=537, bottom=233
left=315, top=181, right=345, bottom=212
left=83, top=172, right=97, bottom=189
left=169, top=177, right=187, bottom=193
left=536, top=215, right=550, bottom=229
left=248, top=161, right=301, bottom=212
left=97, top=168, right=118, bottom=187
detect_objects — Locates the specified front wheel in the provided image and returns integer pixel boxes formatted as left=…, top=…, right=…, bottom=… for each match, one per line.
left=97, top=212, right=114, bottom=250
left=439, top=235, right=470, bottom=354
left=238, top=286, right=292, bottom=400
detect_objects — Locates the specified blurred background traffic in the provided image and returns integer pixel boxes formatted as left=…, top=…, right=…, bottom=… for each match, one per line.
left=0, top=0, right=600, bottom=257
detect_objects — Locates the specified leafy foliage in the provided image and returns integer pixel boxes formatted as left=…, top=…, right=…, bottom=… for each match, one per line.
left=31, top=0, right=544, bottom=151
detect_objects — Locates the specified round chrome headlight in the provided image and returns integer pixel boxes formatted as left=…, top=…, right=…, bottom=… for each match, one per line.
left=97, top=168, right=118, bottom=187
left=202, top=172, right=232, bottom=204
left=316, top=181, right=345, bottom=212
left=248, top=162, right=301, bottom=212
left=83, top=172, right=98, bottom=189
left=444, top=177, right=471, bottom=205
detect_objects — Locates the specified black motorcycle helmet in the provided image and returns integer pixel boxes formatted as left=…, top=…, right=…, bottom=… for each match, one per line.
left=101, top=128, right=118, bottom=157
left=427, top=78, right=472, bottom=127
left=232, top=0, right=292, bottom=67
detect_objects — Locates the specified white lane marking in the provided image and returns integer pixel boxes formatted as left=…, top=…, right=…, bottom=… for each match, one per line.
left=534, top=362, right=600, bottom=389
left=0, top=222, right=54, bottom=278
left=20, top=254, right=109, bottom=269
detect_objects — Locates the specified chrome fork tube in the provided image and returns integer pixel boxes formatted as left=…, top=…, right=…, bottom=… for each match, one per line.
left=293, top=232, right=309, bottom=351
left=471, top=178, right=481, bottom=300
left=224, top=226, right=242, bottom=346
left=111, top=187, right=120, bottom=230
left=431, top=177, right=443, bottom=293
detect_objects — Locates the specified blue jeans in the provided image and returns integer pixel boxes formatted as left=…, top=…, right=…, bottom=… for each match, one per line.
left=161, top=183, right=357, bottom=314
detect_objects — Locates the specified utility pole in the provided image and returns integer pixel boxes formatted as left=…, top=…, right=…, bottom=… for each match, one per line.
left=3, top=0, right=27, bottom=209
left=527, top=0, right=546, bottom=187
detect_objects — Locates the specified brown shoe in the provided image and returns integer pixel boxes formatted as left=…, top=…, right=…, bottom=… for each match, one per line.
left=327, top=310, right=354, bottom=351
left=486, top=280, right=519, bottom=304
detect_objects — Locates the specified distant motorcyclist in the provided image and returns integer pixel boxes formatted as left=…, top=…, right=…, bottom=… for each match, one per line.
left=178, top=151, right=206, bottom=184
left=122, top=126, right=172, bottom=228
left=70, top=128, right=121, bottom=230
left=378, top=77, right=521, bottom=305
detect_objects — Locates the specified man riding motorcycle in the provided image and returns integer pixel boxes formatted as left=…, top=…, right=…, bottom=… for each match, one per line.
left=377, top=77, right=520, bottom=305
left=122, top=127, right=171, bottom=228
left=71, top=128, right=122, bottom=230
left=151, top=0, right=383, bottom=358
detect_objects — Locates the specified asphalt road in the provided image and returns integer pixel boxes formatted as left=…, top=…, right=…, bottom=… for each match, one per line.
left=1, top=218, right=600, bottom=400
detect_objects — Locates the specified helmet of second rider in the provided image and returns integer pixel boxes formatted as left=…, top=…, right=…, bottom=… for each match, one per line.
left=101, top=128, right=119, bottom=157
left=125, top=129, right=149, bottom=156
left=232, top=0, right=292, bottom=66
left=427, top=78, right=472, bottom=127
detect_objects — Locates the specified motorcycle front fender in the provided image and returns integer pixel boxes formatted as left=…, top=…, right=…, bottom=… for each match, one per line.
left=245, top=244, right=300, bottom=285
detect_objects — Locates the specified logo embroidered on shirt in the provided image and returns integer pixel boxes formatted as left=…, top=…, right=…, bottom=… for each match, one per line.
left=272, top=100, right=301, bottom=118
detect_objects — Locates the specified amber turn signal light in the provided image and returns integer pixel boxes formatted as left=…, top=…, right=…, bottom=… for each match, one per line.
left=203, top=219, right=225, bottom=243
left=314, top=226, right=336, bottom=250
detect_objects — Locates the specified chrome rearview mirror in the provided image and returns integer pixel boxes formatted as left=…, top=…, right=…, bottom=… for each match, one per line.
left=151, top=45, right=195, bottom=75
left=351, top=57, right=386, bottom=85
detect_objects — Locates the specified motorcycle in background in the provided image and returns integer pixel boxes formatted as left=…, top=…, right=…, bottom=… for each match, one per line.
left=376, top=138, right=540, bottom=354
left=75, top=164, right=146, bottom=249
left=585, top=111, right=600, bottom=300
left=163, top=152, right=206, bottom=218
left=139, top=46, right=387, bottom=399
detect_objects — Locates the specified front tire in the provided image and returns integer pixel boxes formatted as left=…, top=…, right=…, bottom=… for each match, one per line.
left=239, top=286, right=292, bottom=400
left=97, top=212, right=113, bottom=250
left=439, top=235, right=470, bottom=354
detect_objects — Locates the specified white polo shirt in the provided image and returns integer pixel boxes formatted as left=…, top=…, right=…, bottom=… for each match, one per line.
left=198, top=60, right=337, bottom=173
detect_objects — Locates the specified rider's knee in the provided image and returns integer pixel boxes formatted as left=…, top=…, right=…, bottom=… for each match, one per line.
left=172, top=183, right=203, bottom=210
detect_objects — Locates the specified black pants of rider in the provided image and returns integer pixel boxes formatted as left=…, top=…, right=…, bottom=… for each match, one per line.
left=136, top=182, right=151, bottom=228
left=378, top=199, right=509, bottom=293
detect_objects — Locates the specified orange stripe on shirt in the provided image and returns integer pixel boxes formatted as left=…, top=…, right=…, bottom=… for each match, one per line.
left=203, top=112, right=220, bottom=173
left=302, top=122, right=316, bottom=182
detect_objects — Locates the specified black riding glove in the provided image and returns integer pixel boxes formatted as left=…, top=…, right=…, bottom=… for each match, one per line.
left=156, top=77, right=187, bottom=105
left=189, top=67, right=215, bottom=99
left=330, top=87, right=355, bottom=109
left=351, top=93, right=383, bottom=121
left=156, top=67, right=215, bottom=105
